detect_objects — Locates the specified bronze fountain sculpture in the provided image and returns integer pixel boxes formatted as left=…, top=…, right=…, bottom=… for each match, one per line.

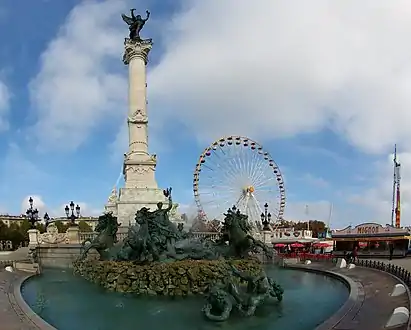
left=79, top=185, right=283, bottom=321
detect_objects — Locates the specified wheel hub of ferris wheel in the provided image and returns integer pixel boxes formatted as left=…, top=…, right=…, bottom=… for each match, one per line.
left=192, top=135, right=286, bottom=228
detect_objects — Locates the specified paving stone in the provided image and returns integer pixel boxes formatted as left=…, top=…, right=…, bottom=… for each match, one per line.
left=0, top=270, right=40, bottom=330
left=293, top=262, right=410, bottom=330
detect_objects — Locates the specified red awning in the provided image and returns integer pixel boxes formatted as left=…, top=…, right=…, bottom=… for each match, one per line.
left=274, top=243, right=285, bottom=248
left=291, top=243, right=304, bottom=248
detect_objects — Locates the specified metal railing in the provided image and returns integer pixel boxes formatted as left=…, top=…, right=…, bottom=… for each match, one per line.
left=355, top=259, right=411, bottom=285
left=190, top=232, right=222, bottom=241
left=79, top=232, right=128, bottom=242
left=79, top=231, right=221, bottom=242
left=299, top=256, right=411, bottom=286
left=79, top=232, right=97, bottom=242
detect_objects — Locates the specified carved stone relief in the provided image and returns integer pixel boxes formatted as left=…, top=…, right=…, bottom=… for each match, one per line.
left=128, top=109, right=147, bottom=124
left=37, top=223, right=69, bottom=244
left=125, top=166, right=154, bottom=175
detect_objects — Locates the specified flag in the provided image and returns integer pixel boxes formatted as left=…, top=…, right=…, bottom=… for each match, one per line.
left=395, top=185, right=401, bottom=228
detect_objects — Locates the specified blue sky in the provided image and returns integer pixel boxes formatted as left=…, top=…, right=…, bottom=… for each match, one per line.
left=1, top=0, right=411, bottom=227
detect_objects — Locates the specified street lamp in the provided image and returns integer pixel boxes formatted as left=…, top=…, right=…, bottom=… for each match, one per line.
left=65, top=201, right=80, bottom=226
left=26, top=197, right=39, bottom=229
left=260, top=202, right=272, bottom=231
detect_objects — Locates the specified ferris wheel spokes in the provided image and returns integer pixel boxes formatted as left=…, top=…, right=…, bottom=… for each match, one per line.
left=236, top=192, right=249, bottom=215
left=193, top=136, right=286, bottom=224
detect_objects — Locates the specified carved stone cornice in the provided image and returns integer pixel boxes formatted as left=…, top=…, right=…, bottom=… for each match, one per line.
left=123, top=152, right=157, bottom=164
left=123, top=38, right=153, bottom=65
left=128, top=109, right=148, bottom=124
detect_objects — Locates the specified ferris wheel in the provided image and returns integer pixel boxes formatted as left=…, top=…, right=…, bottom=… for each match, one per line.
left=193, top=136, right=286, bottom=228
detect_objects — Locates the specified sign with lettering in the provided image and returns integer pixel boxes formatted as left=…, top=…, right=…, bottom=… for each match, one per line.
left=332, top=222, right=410, bottom=238
left=356, top=225, right=379, bottom=234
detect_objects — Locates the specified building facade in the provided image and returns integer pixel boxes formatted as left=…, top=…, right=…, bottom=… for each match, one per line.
left=0, top=214, right=99, bottom=230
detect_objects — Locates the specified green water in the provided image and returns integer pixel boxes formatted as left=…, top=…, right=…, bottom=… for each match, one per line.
left=21, top=266, right=348, bottom=330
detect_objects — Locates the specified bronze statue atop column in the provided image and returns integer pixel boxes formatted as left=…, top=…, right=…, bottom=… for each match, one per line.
left=121, top=8, right=150, bottom=40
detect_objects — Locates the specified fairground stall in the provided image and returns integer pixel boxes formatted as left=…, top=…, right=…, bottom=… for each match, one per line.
left=271, top=228, right=317, bottom=245
left=332, top=222, right=411, bottom=258
left=270, top=227, right=333, bottom=261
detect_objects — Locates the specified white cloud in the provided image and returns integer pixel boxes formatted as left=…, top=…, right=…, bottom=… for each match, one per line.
left=0, top=79, right=10, bottom=130
left=297, top=173, right=329, bottom=188
left=20, top=195, right=46, bottom=214
left=29, top=0, right=128, bottom=151
left=50, top=202, right=102, bottom=218
left=347, top=151, right=411, bottom=226
left=285, top=201, right=332, bottom=223
left=76, top=202, right=102, bottom=217
left=24, top=1, right=411, bottom=228
left=148, top=0, right=411, bottom=154
left=0, top=6, right=10, bottom=129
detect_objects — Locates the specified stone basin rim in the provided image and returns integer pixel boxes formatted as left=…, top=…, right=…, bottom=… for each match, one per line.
left=15, top=272, right=57, bottom=330
left=284, top=265, right=358, bottom=330
left=16, top=266, right=352, bottom=330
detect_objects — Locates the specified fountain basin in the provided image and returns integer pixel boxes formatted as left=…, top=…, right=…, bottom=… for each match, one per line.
left=21, top=265, right=349, bottom=330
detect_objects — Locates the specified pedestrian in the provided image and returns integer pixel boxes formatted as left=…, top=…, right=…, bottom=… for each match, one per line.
left=352, top=245, right=358, bottom=264
left=389, top=242, right=394, bottom=261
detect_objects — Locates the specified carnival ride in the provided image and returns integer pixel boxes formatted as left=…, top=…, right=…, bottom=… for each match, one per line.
left=391, top=144, right=401, bottom=228
left=193, top=136, right=286, bottom=229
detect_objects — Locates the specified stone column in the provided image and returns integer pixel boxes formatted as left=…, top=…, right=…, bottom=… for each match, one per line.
left=66, top=226, right=80, bottom=244
left=262, top=230, right=272, bottom=245
left=122, top=38, right=158, bottom=190
left=27, top=229, right=39, bottom=247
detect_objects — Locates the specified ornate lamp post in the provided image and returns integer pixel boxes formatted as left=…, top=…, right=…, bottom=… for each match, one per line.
left=65, top=201, right=80, bottom=226
left=26, top=197, right=39, bottom=229
left=260, top=202, right=272, bottom=231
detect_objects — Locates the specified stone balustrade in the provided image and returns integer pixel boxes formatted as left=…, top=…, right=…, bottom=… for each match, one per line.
left=28, top=223, right=81, bottom=247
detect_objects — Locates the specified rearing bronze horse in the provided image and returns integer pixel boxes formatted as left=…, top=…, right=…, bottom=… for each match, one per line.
left=223, top=208, right=273, bottom=259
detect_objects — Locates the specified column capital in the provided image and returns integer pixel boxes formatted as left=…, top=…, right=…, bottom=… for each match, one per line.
left=123, top=38, right=153, bottom=65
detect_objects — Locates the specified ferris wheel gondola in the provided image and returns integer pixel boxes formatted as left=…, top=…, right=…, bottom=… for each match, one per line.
left=193, top=136, right=286, bottom=228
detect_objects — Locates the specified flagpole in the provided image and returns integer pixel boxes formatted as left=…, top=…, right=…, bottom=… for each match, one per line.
left=305, top=204, right=309, bottom=231
left=391, top=145, right=397, bottom=227
left=395, top=150, right=401, bottom=228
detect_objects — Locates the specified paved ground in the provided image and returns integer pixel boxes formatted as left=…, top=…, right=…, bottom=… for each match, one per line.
left=290, top=262, right=410, bottom=330
left=0, top=248, right=30, bottom=262
left=0, top=269, right=40, bottom=330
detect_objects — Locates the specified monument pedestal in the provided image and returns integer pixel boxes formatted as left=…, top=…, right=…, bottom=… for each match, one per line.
left=117, top=187, right=167, bottom=225
left=105, top=202, right=117, bottom=215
